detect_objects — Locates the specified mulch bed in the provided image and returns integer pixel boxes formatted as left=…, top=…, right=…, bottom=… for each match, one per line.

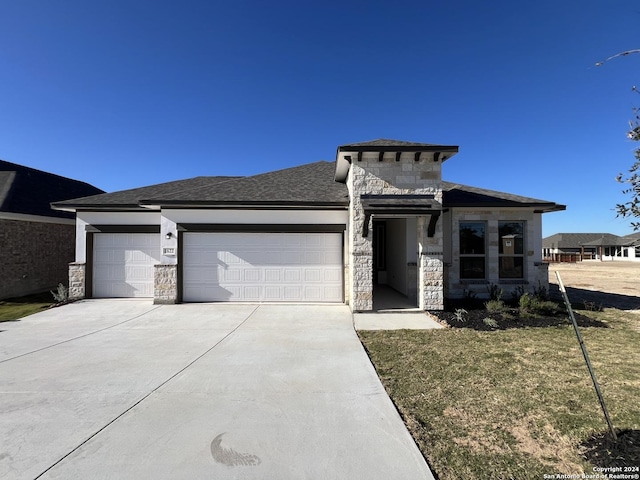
left=430, top=303, right=607, bottom=331
left=581, top=429, right=640, bottom=469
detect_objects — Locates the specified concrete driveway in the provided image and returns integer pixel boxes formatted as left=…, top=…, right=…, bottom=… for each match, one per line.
left=0, top=300, right=434, bottom=479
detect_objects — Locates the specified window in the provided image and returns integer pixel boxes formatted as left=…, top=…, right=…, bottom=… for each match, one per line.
left=460, top=222, right=485, bottom=279
left=499, top=222, right=524, bottom=278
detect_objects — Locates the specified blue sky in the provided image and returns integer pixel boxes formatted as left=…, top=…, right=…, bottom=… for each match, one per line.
left=1, top=0, right=638, bottom=236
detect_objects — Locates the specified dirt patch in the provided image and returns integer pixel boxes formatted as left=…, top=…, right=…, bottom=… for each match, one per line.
left=510, top=417, right=584, bottom=473
left=549, top=261, right=640, bottom=310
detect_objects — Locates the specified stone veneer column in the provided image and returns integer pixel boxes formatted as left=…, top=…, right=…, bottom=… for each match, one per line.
left=68, top=262, right=86, bottom=300
left=345, top=152, right=446, bottom=311
left=417, top=216, right=444, bottom=310
left=535, top=261, right=550, bottom=290
left=154, top=264, right=178, bottom=304
left=348, top=165, right=374, bottom=311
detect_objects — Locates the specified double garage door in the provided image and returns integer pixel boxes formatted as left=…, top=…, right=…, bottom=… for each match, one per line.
left=182, top=232, right=343, bottom=302
left=92, top=232, right=343, bottom=302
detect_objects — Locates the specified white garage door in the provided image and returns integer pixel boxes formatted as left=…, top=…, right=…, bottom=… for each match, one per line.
left=93, top=233, right=161, bottom=298
left=183, top=232, right=343, bottom=302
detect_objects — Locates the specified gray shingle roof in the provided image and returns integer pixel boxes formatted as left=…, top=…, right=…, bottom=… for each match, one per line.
left=144, top=161, right=348, bottom=206
left=53, top=162, right=564, bottom=213
left=339, top=139, right=450, bottom=148
left=542, top=233, right=638, bottom=249
left=54, top=176, right=238, bottom=208
left=622, top=232, right=640, bottom=243
left=442, top=181, right=565, bottom=212
left=0, top=159, right=104, bottom=219
left=54, top=161, right=349, bottom=209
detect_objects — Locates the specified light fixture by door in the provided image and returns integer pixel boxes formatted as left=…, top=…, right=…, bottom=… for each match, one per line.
left=165, top=232, right=174, bottom=239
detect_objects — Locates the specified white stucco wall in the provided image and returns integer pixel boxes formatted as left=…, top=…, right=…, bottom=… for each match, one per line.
left=160, top=209, right=348, bottom=225
left=75, top=211, right=161, bottom=262
left=160, top=209, right=348, bottom=266
left=75, top=209, right=348, bottom=266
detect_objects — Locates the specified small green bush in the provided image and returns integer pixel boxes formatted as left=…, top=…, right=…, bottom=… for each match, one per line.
left=485, top=299, right=508, bottom=314
left=453, top=308, right=468, bottom=322
left=487, top=283, right=503, bottom=301
left=50, top=283, right=68, bottom=304
left=483, top=317, right=499, bottom=328
left=519, top=293, right=560, bottom=316
left=511, top=285, right=527, bottom=302
left=532, top=281, right=549, bottom=301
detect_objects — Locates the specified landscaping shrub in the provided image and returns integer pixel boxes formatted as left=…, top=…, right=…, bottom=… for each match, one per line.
left=519, top=293, right=561, bottom=316
left=487, top=283, right=503, bottom=301
left=485, top=299, right=508, bottom=314
left=50, top=283, right=69, bottom=304
left=453, top=308, right=468, bottom=323
left=532, top=281, right=550, bottom=301
left=511, top=285, right=527, bottom=303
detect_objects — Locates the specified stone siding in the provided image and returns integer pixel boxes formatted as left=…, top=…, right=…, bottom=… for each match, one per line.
left=418, top=216, right=444, bottom=309
left=346, top=152, right=442, bottom=311
left=154, top=264, right=178, bottom=304
left=0, top=218, right=75, bottom=300
left=68, top=262, right=86, bottom=299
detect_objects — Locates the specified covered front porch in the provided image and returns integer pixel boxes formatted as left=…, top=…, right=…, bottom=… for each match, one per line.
left=349, top=199, right=445, bottom=312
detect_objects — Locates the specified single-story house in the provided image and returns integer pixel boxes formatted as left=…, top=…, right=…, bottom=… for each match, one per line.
left=1, top=159, right=104, bottom=299
left=543, top=232, right=640, bottom=262
left=52, top=139, right=565, bottom=311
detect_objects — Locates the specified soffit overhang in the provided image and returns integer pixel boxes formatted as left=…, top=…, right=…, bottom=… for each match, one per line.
left=334, top=143, right=459, bottom=183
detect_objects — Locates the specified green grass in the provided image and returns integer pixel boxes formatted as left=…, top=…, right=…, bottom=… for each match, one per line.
left=359, top=309, right=640, bottom=479
left=0, top=292, right=53, bottom=322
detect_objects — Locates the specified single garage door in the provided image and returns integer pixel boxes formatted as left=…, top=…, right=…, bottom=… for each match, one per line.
left=93, top=233, right=161, bottom=298
left=183, top=232, right=343, bottom=302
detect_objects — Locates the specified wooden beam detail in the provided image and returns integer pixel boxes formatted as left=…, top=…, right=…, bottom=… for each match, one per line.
left=362, top=213, right=372, bottom=237
left=433, top=151, right=441, bottom=162
left=378, top=151, right=384, bottom=162
left=357, top=152, right=362, bottom=162
left=414, top=152, right=421, bottom=162
left=427, top=214, right=440, bottom=238
left=395, top=151, right=401, bottom=162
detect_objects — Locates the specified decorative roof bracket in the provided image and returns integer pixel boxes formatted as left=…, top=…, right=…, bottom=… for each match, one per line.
left=428, top=213, right=440, bottom=238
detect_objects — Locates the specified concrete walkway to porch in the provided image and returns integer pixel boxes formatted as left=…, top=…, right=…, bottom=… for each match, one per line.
left=356, top=284, right=445, bottom=330
left=353, top=313, right=444, bottom=331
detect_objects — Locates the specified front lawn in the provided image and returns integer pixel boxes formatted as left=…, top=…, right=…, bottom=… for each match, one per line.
left=0, top=292, right=53, bottom=322
left=359, top=308, right=640, bottom=479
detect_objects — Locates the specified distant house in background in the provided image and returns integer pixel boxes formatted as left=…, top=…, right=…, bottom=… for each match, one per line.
left=543, top=232, right=640, bottom=262
left=0, top=160, right=103, bottom=300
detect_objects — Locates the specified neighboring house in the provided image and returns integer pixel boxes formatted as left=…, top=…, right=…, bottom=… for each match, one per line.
left=0, top=160, right=104, bottom=300
left=52, top=139, right=565, bottom=311
left=543, top=232, right=640, bottom=262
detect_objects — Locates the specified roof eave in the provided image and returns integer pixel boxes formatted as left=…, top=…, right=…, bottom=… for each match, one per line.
left=51, top=203, right=154, bottom=212
left=445, top=202, right=566, bottom=213
left=139, top=200, right=349, bottom=209
left=337, top=144, right=459, bottom=154
left=334, top=145, right=459, bottom=184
